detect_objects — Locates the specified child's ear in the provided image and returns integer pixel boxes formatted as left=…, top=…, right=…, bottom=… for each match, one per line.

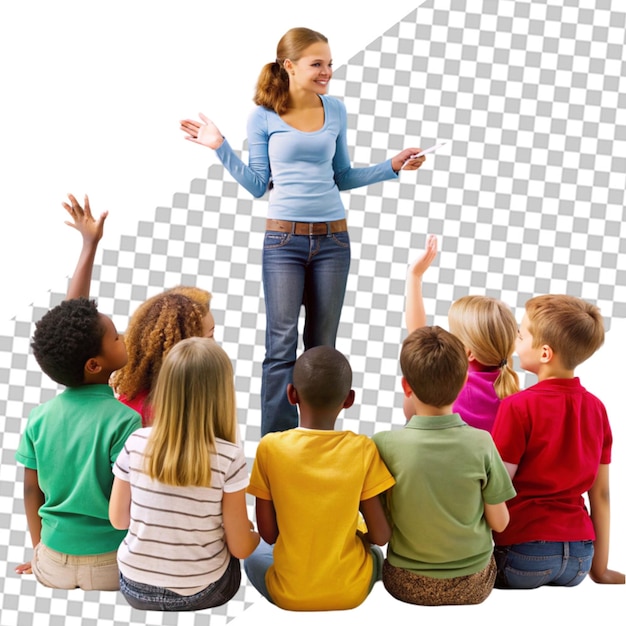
left=84, top=357, right=102, bottom=375
left=467, top=350, right=476, bottom=362
left=540, top=344, right=554, bottom=364
left=400, top=376, right=413, bottom=398
left=342, top=389, right=355, bottom=410
left=286, top=383, right=299, bottom=406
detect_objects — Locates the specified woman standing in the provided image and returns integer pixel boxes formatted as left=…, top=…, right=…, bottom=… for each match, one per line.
left=181, top=27, right=425, bottom=434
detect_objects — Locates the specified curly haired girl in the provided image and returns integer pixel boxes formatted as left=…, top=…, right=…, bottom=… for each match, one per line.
left=113, top=286, right=214, bottom=424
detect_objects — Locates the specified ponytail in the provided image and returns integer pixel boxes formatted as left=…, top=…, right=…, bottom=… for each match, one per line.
left=493, top=360, right=520, bottom=400
left=254, top=61, right=290, bottom=115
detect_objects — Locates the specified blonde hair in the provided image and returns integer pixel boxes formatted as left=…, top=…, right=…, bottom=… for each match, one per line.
left=254, top=27, right=328, bottom=115
left=448, top=296, right=519, bottom=399
left=525, top=294, right=605, bottom=370
left=113, top=286, right=211, bottom=401
left=144, top=337, right=237, bottom=487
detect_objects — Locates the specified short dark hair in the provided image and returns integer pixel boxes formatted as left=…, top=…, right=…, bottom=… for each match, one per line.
left=292, top=346, right=352, bottom=409
left=31, top=298, right=105, bottom=387
left=400, top=326, right=468, bottom=408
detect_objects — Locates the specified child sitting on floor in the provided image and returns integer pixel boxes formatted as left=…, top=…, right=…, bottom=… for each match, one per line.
left=373, top=326, right=516, bottom=605
left=492, top=294, right=624, bottom=587
left=110, top=337, right=259, bottom=611
left=244, top=346, right=396, bottom=611
left=14, top=196, right=141, bottom=588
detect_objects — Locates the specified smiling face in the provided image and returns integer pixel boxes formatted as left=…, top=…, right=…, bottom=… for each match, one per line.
left=286, top=41, right=333, bottom=95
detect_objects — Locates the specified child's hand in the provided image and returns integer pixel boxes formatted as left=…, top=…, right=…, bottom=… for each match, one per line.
left=180, top=113, right=224, bottom=150
left=15, top=561, right=33, bottom=575
left=62, top=194, right=108, bottom=246
left=409, top=234, right=438, bottom=278
left=590, top=568, right=625, bottom=584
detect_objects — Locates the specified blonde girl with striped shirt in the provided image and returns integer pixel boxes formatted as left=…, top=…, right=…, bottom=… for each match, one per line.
left=109, top=337, right=259, bottom=611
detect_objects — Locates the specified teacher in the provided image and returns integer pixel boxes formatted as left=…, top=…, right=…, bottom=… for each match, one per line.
left=181, top=27, right=425, bottom=435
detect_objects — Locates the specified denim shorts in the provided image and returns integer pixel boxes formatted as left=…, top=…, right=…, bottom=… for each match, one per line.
left=494, top=540, right=594, bottom=589
left=119, top=556, right=241, bottom=611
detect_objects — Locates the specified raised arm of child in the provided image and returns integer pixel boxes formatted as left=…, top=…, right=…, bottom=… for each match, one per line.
left=360, top=494, right=392, bottom=546
left=62, top=194, right=108, bottom=300
left=405, top=235, right=438, bottom=333
left=222, top=490, right=261, bottom=559
left=588, top=464, right=625, bottom=584
left=15, top=468, right=45, bottom=575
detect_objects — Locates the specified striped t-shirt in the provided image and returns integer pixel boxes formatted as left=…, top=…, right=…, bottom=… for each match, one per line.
left=113, top=427, right=249, bottom=595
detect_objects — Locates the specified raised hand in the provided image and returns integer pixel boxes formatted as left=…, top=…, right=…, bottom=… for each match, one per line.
left=180, top=113, right=224, bottom=150
left=409, top=234, right=438, bottom=278
left=62, top=194, right=108, bottom=247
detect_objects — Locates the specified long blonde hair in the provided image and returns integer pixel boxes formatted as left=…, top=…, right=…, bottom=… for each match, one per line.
left=254, top=27, right=328, bottom=115
left=448, top=296, right=520, bottom=399
left=144, top=337, right=237, bottom=487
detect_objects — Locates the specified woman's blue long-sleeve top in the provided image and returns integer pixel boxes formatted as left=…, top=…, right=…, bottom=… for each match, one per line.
left=214, top=95, right=398, bottom=222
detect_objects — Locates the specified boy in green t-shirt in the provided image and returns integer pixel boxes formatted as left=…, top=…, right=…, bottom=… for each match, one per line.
left=15, top=195, right=141, bottom=590
left=373, top=326, right=515, bottom=605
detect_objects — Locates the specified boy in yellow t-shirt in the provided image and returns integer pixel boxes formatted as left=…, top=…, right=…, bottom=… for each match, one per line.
left=244, top=346, right=396, bottom=611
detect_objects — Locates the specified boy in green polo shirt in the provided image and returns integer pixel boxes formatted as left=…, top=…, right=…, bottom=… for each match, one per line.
left=15, top=298, right=141, bottom=590
left=15, top=195, right=141, bottom=590
left=372, top=326, right=515, bottom=605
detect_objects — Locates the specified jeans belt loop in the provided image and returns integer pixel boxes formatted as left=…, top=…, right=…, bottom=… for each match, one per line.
left=326, top=221, right=331, bottom=237
left=309, top=222, right=314, bottom=236
left=291, top=221, right=296, bottom=234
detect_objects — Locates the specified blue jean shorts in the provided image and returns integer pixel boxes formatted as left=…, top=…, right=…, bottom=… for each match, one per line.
left=119, top=556, right=241, bottom=611
left=494, top=541, right=594, bottom=589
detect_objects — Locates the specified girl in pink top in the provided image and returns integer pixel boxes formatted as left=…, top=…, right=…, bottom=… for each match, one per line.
left=405, top=236, right=519, bottom=432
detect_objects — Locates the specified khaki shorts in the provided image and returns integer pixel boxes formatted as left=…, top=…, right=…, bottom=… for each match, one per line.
left=32, top=543, right=119, bottom=591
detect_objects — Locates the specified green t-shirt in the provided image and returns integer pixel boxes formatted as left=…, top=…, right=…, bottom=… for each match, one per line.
left=373, top=414, right=516, bottom=578
left=15, top=384, right=141, bottom=555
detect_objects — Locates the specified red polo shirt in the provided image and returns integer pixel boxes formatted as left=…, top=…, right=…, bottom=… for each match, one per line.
left=492, top=377, right=612, bottom=545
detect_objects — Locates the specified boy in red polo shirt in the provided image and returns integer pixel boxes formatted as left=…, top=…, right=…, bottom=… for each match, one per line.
left=492, top=294, right=624, bottom=588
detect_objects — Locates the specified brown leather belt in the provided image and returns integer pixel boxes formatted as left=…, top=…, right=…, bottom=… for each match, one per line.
left=266, top=218, right=347, bottom=235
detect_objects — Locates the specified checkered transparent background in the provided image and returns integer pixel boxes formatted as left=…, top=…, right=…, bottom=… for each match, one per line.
left=2, top=1, right=625, bottom=624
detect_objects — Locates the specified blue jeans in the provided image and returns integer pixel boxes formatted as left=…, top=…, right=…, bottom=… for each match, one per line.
left=118, top=556, right=241, bottom=611
left=243, top=539, right=383, bottom=604
left=494, top=541, right=594, bottom=589
left=261, top=229, right=351, bottom=434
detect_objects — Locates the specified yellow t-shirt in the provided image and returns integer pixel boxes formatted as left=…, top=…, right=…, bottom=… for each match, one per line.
left=248, top=428, right=395, bottom=611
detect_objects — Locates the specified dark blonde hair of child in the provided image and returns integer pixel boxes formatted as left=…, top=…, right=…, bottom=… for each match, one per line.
left=401, top=326, right=468, bottom=408
left=525, top=294, right=605, bottom=370
left=113, top=287, right=212, bottom=400
left=447, top=295, right=520, bottom=400
left=145, top=337, right=237, bottom=487
left=254, top=27, right=328, bottom=115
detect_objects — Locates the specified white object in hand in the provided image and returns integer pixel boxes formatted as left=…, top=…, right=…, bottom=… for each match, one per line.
left=410, top=141, right=450, bottom=159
